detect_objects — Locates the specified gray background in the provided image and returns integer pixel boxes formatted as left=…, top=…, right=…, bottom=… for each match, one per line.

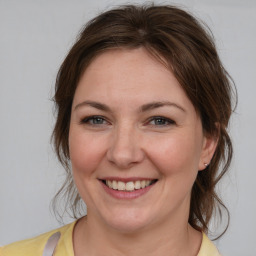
left=0, top=0, right=255, bottom=255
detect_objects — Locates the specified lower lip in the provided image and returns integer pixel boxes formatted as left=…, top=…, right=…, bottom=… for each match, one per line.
left=101, top=181, right=156, bottom=200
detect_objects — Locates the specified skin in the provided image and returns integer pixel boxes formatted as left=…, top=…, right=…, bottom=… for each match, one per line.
left=69, top=48, right=217, bottom=256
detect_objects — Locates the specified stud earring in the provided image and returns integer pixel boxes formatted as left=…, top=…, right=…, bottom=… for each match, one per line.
left=204, top=163, right=209, bottom=167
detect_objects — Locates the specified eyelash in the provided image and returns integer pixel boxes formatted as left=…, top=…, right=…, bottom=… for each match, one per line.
left=80, top=116, right=109, bottom=126
left=80, top=116, right=175, bottom=127
left=146, top=116, right=175, bottom=127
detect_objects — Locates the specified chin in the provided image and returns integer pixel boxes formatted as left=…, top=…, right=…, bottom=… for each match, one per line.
left=101, top=209, right=153, bottom=234
left=108, top=219, right=149, bottom=234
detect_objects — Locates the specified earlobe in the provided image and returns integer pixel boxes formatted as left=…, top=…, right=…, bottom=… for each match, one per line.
left=198, top=133, right=218, bottom=171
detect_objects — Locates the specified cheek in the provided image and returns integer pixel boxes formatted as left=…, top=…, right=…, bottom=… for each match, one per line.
left=69, top=130, right=107, bottom=177
left=145, top=132, right=202, bottom=177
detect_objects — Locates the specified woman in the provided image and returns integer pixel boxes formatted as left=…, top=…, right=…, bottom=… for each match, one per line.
left=1, top=4, right=235, bottom=256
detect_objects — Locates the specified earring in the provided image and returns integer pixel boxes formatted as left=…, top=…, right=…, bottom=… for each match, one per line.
left=204, top=163, right=209, bottom=167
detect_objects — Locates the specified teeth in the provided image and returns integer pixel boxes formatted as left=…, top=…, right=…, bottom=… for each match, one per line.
left=134, top=180, right=141, bottom=189
left=105, top=180, right=154, bottom=191
left=112, top=180, right=118, bottom=190
left=106, top=180, right=112, bottom=189
left=117, top=181, right=126, bottom=191
left=126, top=181, right=134, bottom=191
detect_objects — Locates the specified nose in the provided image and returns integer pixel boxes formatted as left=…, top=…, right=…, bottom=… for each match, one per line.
left=106, top=125, right=145, bottom=169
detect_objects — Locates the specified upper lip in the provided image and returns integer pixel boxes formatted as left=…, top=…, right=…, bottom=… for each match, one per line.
left=99, top=177, right=157, bottom=182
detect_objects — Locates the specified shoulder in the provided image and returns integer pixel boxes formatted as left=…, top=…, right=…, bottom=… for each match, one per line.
left=0, top=221, right=76, bottom=256
left=197, top=233, right=222, bottom=256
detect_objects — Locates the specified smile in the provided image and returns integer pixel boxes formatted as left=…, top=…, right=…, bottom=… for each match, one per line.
left=103, top=179, right=156, bottom=192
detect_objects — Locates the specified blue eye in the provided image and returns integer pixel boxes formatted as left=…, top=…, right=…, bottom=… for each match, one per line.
left=148, top=117, right=175, bottom=126
left=81, top=116, right=108, bottom=125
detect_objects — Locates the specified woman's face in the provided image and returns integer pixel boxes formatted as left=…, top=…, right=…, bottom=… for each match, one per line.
left=69, top=48, right=216, bottom=232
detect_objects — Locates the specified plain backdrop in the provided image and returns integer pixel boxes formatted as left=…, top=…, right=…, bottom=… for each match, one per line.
left=0, top=0, right=255, bottom=255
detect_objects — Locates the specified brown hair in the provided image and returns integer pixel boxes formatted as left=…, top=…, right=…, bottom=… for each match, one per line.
left=52, top=4, right=236, bottom=237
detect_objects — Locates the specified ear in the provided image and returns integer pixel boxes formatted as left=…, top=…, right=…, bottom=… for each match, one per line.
left=198, top=128, right=219, bottom=171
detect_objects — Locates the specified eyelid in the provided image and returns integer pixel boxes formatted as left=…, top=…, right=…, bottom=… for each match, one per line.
left=79, top=115, right=175, bottom=128
left=146, top=116, right=176, bottom=126
left=80, top=115, right=110, bottom=125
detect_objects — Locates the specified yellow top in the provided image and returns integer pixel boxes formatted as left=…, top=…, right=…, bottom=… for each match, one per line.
left=0, top=221, right=221, bottom=256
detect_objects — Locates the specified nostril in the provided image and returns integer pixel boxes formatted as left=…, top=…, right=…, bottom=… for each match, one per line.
left=106, top=147, right=145, bottom=169
left=106, top=131, right=145, bottom=168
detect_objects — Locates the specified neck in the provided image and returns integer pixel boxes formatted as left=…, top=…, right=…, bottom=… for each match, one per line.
left=73, top=214, right=202, bottom=256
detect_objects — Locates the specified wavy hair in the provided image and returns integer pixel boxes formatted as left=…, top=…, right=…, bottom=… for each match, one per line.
left=52, top=4, right=236, bottom=238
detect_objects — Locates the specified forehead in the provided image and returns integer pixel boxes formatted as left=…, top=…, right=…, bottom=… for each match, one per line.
left=84, top=47, right=168, bottom=81
left=73, top=48, right=193, bottom=111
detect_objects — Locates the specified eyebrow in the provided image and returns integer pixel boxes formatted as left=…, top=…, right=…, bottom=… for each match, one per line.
left=140, top=101, right=186, bottom=113
left=74, top=100, right=111, bottom=112
left=74, top=100, right=186, bottom=113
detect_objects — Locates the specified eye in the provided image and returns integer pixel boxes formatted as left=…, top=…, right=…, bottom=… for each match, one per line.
left=80, top=116, right=109, bottom=126
left=147, top=116, right=175, bottom=126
